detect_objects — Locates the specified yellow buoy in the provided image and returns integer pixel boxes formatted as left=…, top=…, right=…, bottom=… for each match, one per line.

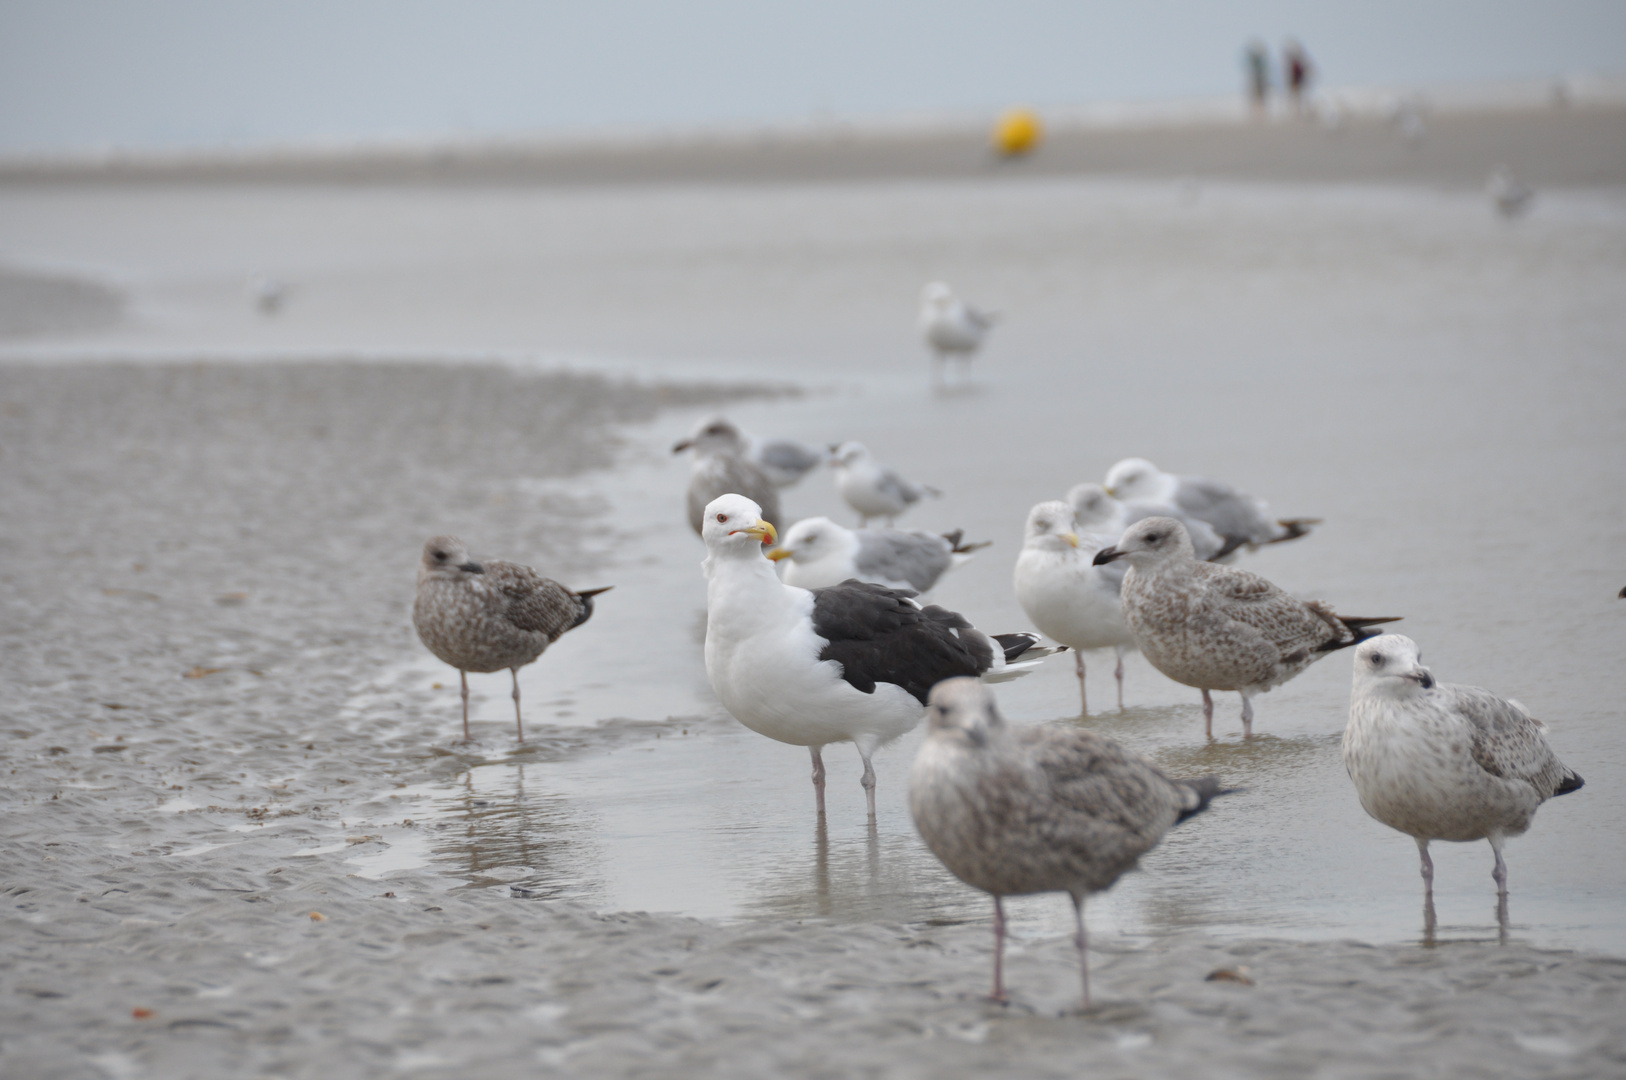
left=992, top=107, right=1043, bottom=157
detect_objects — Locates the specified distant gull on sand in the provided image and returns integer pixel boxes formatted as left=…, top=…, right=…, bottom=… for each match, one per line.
left=413, top=536, right=610, bottom=742
left=673, top=418, right=783, bottom=536
left=1103, top=458, right=1319, bottom=554
left=702, top=494, right=1061, bottom=818
left=830, top=441, right=940, bottom=526
left=1013, top=501, right=1137, bottom=715
left=910, top=679, right=1226, bottom=1007
left=673, top=415, right=825, bottom=488
left=1487, top=166, right=1533, bottom=219
left=1344, top=634, right=1583, bottom=911
left=1095, top=518, right=1398, bottom=737
left=768, top=516, right=989, bottom=594
left=1068, top=482, right=1234, bottom=562
left=919, top=282, right=999, bottom=386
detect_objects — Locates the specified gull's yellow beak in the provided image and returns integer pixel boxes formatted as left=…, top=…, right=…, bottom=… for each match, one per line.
left=766, top=546, right=793, bottom=561
left=1062, top=532, right=1080, bottom=548
left=1102, top=486, right=1118, bottom=498
left=732, top=520, right=777, bottom=545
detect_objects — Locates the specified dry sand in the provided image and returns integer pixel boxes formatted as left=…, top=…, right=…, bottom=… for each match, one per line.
left=2, top=362, right=1622, bottom=1079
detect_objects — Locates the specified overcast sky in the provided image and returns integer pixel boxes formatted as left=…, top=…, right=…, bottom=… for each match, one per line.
left=2, top=1, right=1623, bottom=153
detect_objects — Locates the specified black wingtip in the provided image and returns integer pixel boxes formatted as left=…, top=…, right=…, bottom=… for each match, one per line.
left=1176, top=776, right=1240, bottom=823
left=1267, top=518, right=1322, bottom=544
left=569, top=587, right=612, bottom=630
left=1209, top=535, right=1250, bottom=562
left=1555, top=770, right=1585, bottom=797
left=990, top=632, right=1040, bottom=663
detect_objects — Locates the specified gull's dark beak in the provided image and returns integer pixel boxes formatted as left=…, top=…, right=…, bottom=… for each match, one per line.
left=459, top=561, right=484, bottom=574
left=1092, top=545, right=1123, bottom=566
left=1401, top=669, right=1434, bottom=689
left=672, top=439, right=692, bottom=453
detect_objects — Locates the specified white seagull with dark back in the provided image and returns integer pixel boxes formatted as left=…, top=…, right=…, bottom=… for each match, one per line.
left=701, top=494, right=1060, bottom=819
left=829, top=441, right=940, bottom=526
left=1103, top=458, right=1319, bottom=556
left=1094, top=518, right=1398, bottom=737
left=918, top=281, right=998, bottom=387
left=673, top=418, right=783, bottom=536
left=413, top=536, right=610, bottom=742
left=1344, top=634, right=1583, bottom=918
left=1013, top=501, right=1137, bottom=715
left=767, top=516, right=989, bottom=594
left=910, top=679, right=1227, bottom=1008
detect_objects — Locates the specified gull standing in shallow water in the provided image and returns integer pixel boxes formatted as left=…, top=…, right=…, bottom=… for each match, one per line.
left=1103, top=457, right=1319, bottom=555
left=829, top=441, right=940, bottom=526
left=1095, top=518, right=1399, bottom=737
left=910, top=679, right=1226, bottom=1007
left=1013, top=501, right=1137, bottom=714
left=673, top=419, right=782, bottom=536
left=767, top=516, right=989, bottom=594
left=702, top=495, right=1060, bottom=818
left=413, top=536, right=610, bottom=742
left=918, top=281, right=998, bottom=387
left=1344, top=635, right=1583, bottom=929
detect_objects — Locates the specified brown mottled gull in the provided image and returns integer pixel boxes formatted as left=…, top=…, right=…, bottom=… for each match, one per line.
left=673, top=418, right=782, bottom=536
left=910, top=679, right=1226, bottom=1007
left=1344, top=634, right=1583, bottom=910
left=1094, top=517, right=1398, bottom=737
left=413, top=536, right=610, bottom=742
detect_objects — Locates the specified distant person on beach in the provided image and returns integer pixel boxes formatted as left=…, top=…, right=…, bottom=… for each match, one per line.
left=1244, top=39, right=1270, bottom=117
left=1283, top=38, right=1314, bottom=116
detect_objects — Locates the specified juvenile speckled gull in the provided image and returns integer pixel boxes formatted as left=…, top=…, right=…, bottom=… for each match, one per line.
left=767, top=516, right=989, bottom=594
left=1103, top=458, right=1318, bottom=554
left=1343, top=635, right=1582, bottom=920
left=919, top=281, right=998, bottom=386
left=672, top=418, right=782, bottom=536
left=1095, top=518, right=1398, bottom=737
left=830, top=441, right=940, bottom=526
left=1013, top=501, right=1136, bottom=715
left=413, top=536, right=610, bottom=742
left=1068, top=482, right=1234, bottom=562
left=701, top=494, right=1060, bottom=819
left=910, top=679, right=1226, bottom=1007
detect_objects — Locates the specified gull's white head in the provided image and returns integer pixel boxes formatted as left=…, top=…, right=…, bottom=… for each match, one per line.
left=1091, top=516, right=1194, bottom=568
left=767, top=516, right=852, bottom=565
left=1067, top=483, right=1121, bottom=529
left=920, top=281, right=955, bottom=310
left=673, top=417, right=747, bottom=458
left=1022, top=501, right=1081, bottom=554
left=420, top=535, right=484, bottom=581
left=700, top=494, right=778, bottom=554
left=1352, top=634, right=1435, bottom=698
left=829, top=441, right=871, bottom=468
left=925, top=677, right=1005, bottom=747
left=1103, top=457, right=1166, bottom=500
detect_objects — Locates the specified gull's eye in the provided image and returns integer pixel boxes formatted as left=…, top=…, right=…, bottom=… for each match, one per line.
left=1144, top=532, right=1162, bottom=544
left=716, top=513, right=727, bottom=522
left=1370, top=653, right=1385, bottom=667
left=433, top=550, right=447, bottom=562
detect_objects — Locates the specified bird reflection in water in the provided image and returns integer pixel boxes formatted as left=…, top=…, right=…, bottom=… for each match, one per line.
left=434, top=765, right=593, bottom=902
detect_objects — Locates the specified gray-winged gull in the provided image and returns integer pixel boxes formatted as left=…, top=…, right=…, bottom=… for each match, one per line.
left=1013, top=501, right=1136, bottom=715
left=673, top=415, right=826, bottom=488
left=1344, top=634, right=1582, bottom=908
left=910, top=678, right=1226, bottom=1007
left=673, top=419, right=783, bottom=536
left=1095, top=517, right=1398, bottom=737
left=767, top=516, right=989, bottom=594
left=702, top=494, right=1061, bottom=819
left=1103, top=458, right=1318, bottom=554
left=919, top=281, right=998, bottom=386
left=413, top=536, right=610, bottom=742
left=830, top=441, right=940, bottom=526
left=1068, top=482, right=1235, bottom=562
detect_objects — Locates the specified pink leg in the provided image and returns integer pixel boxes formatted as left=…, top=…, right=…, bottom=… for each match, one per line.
left=1201, top=689, right=1214, bottom=738
left=460, top=670, right=471, bottom=742
left=1113, top=647, right=1125, bottom=711
left=1240, top=693, right=1254, bottom=738
left=1070, top=894, right=1091, bottom=1008
left=510, top=668, right=525, bottom=742
left=1416, top=837, right=1434, bottom=898
left=810, top=746, right=827, bottom=817
left=1074, top=651, right=1088, bottom=716
left=991, top=896, right=1008, bottom=1003
left=1489, top=835, right=1508, bottom=896
left=859, top=750, right=877, bottom=819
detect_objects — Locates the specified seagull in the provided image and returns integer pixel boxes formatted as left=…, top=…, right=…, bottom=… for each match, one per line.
left=919, top=282, right=998, bottom=387
left=673, top=418, right=783, bottom=536
left=910, top=678, right=1226, bottom=1007
left=1487, top=166, right=1533, bottom=219
left=413, top=536, right=610, bottom=742
left=702, top=494, right=1061, bottom=819
left=1094, top=518, right=1399, bottom=737
left=829, top=441, right=940, bottom=526
left=1102, top=458, right=1319, bottom=554
left=673, top=415, right=826, bottom=489
left=247, top=274, right=289, bottom=315
left=1344, top=634, right=1583, bottom=917
left=1013, top=502, right=1136, bottom=715
left=767, top=516, right=988, bottom=594
left=1068, top=482, right=1235, bottom=562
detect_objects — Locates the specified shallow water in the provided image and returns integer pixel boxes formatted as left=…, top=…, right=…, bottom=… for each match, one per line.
left=5, top=175, right=1625, bottom=957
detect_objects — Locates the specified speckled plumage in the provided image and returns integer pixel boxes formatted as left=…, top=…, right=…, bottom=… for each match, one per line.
left=1343, top=634, right=1582, bottom=903
left=1096, top=517, right=1397, bottom=736
left=413, top=536, right=606, bottom=741
left=910, top=679, right=1223, bottom=1005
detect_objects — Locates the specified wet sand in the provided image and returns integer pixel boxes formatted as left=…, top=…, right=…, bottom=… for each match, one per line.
left=3, top=361, right=1623, bottom=1078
